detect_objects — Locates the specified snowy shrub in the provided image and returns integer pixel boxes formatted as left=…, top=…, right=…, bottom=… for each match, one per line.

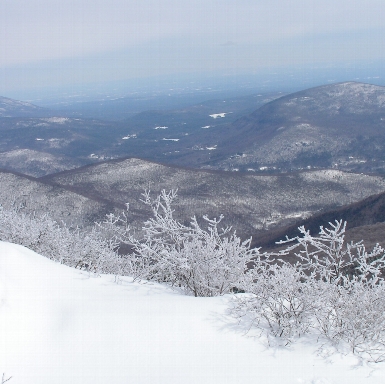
left=313, top=279, right=385, bottom=362
left=0, top=204, right=124, bottom=276
left=101, top=190, right=260, bottom=296
left=277, top=220, right=385, bottom=285
left=232, top=220, right=385, bottom=360
left=278, top=220, right=385, bottom=360
left=232, top=262, right=318, bottom=344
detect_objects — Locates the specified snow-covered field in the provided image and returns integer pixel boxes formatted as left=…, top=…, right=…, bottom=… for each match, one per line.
left=1, top=241, right=384, bottom=384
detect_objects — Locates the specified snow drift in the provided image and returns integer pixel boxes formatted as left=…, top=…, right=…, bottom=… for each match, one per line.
left=0, top=241, right=384, bottom=384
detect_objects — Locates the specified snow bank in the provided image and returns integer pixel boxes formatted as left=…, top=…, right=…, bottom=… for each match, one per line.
left=0, top=241, right=384, bottom=384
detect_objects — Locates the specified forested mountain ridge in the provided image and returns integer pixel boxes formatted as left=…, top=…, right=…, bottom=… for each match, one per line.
left=40, top=157, right=385, bottom=238
left=210, top=82, right=385, bottom=173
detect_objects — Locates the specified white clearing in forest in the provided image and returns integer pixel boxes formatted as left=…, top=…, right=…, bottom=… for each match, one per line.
left=122, top=134, right=137, bottom=140
left=209, top=113, right=229, bottom=118
left=1, top=242, right=385, bottom=383
left=41, top=117, right=69, bottom=124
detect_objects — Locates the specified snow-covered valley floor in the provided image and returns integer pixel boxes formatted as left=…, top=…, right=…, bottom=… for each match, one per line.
left=1, top=241, right=384, bottom=384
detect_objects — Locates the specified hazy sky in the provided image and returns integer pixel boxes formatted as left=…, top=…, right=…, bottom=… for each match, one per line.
left=1, top=0, right=384, bottom=95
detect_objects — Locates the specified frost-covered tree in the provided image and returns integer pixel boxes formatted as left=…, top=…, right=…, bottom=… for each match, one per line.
left=277, top=220, right=385, bottom=285
left=101, top=190, right=260, bottom=296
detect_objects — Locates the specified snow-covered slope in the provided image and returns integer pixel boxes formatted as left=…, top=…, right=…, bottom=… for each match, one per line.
left=0, top=241, right=384, bottom=384
left=0, top=149, right=83, bottom=177
left=0, top=171, right=117, bottom=228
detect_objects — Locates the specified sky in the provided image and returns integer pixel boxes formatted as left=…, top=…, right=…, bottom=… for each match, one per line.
left=1, top=0, right=385, bottom=97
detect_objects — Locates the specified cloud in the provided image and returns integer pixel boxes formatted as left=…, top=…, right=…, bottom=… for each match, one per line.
left=1, top=0, right=384, bottom=67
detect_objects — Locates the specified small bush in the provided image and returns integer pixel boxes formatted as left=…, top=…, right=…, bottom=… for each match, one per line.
left=233, top=264, right=317, bottom=344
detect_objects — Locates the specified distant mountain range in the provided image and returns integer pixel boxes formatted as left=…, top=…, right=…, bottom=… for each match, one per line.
left=1, top=81, right=385, bottom=175
left=0, top=96, right=50, bottom=118
left=1, top=82, right=385, bottom=247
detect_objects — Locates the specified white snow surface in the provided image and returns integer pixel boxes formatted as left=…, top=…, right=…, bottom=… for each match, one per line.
left=122, top=134, right=137, bottom=140
left=41, top=117, right=69, bottom=124
left=209, top=113, right=228, bottom=118
left=1, top=241, right=384, bottom=384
